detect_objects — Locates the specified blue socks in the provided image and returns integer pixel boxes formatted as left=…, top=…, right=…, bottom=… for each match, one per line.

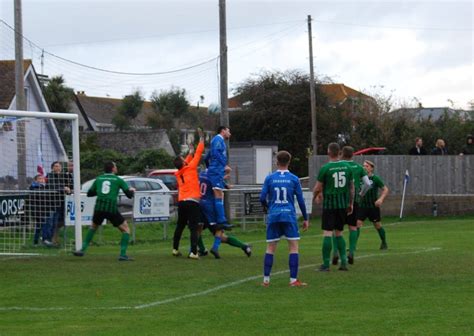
left=214, top=198, right=227, bottom=224
left=212, top=236, right=222, bottom=251
left=289, top=253, right=299, bottom=279
left=264, top=253, right=274, bottom=277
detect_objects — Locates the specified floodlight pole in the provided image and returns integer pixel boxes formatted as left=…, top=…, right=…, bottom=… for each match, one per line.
left=219, top=0, right=229, bottom=128
left=308, top=15, right=318, bottom=154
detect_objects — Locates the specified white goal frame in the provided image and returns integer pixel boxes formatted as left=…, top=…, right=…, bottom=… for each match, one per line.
left=0, top=109, right=82, bottom=251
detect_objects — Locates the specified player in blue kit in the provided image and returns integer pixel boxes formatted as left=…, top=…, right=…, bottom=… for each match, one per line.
left=199, top=169, right=251, bottom=258
left=259, top=151, right=309, bottom=287
left=206, top=126, right=232, bottom=227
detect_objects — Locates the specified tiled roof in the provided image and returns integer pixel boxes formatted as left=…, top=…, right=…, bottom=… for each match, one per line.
left=227, top=83, right=374, bottom=109
left=75, top=93, right=155, bottom=126
left=0, top=59, right=33, bottom=109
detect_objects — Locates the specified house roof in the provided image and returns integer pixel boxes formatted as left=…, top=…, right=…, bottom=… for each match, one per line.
left=319, top=83, right=374, bottom=106
left=0, top=59, right=33, bottom=109
left=228, top=83, right=375, bottom=110
left=75, top=92, right=218, bottom=131
left=75, top=93, right=155, bottom=126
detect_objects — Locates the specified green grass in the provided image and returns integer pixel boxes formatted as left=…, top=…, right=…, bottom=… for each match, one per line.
left=1, top=216, right=473, bottom=335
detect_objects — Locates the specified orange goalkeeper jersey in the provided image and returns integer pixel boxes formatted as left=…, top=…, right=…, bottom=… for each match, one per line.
left=175, top=141, right=204, bottom=201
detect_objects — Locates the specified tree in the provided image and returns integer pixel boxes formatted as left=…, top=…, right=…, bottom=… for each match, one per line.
left=230, top=70, right=349, bottom=176
left=42, top=75, right=74, bottom=113
left=113, top=90, right=144, bottom=130
left=150, top=87, right=189, bottom=119
left=42, top=75, right=75, bottom=149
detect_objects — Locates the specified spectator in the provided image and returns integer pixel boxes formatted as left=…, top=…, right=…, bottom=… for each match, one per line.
left=46, top=161, right=71, bottom=246
left=29, top=175, right=53, bottom=246
left=460, top=135, right=474, bottom=155
left=431, top=139, right=448, bottom=155
left=409, top=137, right=427, bottom=155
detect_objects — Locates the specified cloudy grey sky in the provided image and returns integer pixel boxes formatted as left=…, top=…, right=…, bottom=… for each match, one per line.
left=0, top=0, right=472, bottom=109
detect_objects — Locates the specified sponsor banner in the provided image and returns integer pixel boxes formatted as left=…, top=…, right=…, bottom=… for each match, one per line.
left=244, top=192, right=265, bottom=215
left=133, top=192, right=170, bottom=222
left=0, top=194, right=26, bottom=224
left=65, top=194, right=96, bottom=226
left=296, top=191, right=313, bottom=216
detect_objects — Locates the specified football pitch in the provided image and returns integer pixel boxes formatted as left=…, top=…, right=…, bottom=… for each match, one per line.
left=1, top=216, right=473, bottom=336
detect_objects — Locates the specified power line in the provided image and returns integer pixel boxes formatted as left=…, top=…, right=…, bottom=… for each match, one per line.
left=0, top=19, right=219, bottom=76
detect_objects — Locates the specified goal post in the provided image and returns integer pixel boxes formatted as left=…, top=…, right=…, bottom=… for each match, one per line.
left=0, top=109, right=82, bottom=252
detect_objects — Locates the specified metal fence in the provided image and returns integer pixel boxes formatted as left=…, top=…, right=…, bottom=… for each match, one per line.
left=309, top=155, right=474, bottom=195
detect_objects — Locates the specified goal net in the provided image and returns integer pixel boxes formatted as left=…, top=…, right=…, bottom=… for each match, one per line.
left=0, top=109, right=82, bottom=255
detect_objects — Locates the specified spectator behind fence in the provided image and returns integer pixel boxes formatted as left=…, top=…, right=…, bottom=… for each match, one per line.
left=29, top=175, right=53, bottom=246
left=431, top=139, right=448, bottom=155
left=408, top=137, right=427, bottom=155
left=46, top=161, right=71, bottom=246
left=460, top=135, right=474, bottom=155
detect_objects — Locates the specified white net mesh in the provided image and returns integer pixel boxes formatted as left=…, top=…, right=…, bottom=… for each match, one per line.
left=0, top=115, right=74, bottom=254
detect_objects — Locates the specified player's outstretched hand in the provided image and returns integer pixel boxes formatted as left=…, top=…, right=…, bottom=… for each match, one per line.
left=197, top=127, right=204, bottom=139
left=129, top=187, right=136, bottom=193
left=315, top=193, right=323, bottom=205
left=375, top=199, right=383, bottom=207
left=302, top=220, right=309, bottom=232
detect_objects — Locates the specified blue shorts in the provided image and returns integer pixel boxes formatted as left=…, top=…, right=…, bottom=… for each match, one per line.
left=200, top=200, right=217, bottom=224
left=266, top=221, right=300, bottom=242
left=207, top=172, right=225, bottom=190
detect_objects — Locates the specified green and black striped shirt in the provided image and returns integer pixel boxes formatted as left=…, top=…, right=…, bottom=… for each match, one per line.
left=360, top=174, right=385, bottom=208
left=87, top=174, right=130, bottom=213
left=317, top=161, right=353, bottom=210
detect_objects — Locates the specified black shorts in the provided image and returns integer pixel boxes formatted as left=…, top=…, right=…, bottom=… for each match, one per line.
left=321, top=209, right=347, bottom=231
left=92, top=211, right=125, bottom=227
left=346, top=203, right=359, bottom=227
left=357, top=207, right=381, bottom=223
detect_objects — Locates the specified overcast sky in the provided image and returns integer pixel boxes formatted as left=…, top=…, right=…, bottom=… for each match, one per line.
left=0, top=0, right=472, bottom=109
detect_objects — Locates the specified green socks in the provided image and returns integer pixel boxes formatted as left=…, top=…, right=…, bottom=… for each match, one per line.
left=322, top=237, right=332, bottom=267
left=336, top=236, right=347, bottom=265
left=226, top=235, right=246, bottom=249
left=198, top=235, right=206, bottom=253
left=357, top=227, right=361, bottom=239
left=332, top=234, right=339, bottom=257
left=349, top=229, right=358, bottom=256
left=82, top=228, right=97, bottom=252
left=120, top=232, right=130, bottom=257
left=377, top=227, right=386, bottom=243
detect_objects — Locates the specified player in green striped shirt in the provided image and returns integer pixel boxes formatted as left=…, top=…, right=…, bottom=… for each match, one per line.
left=332, top=146, right=372, bottom=265
left=357, top=160, right=389, bottom=250
left=313, top=143, right=354, bottom=271
left=73, top=161, right=136, bottom=261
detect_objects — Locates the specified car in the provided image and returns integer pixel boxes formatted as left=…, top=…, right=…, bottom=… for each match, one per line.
left=147, top=169, right=178, bottom=190
left=81, top=176, right=172, bottom=217
left=353, top=147, right=387, bottom=155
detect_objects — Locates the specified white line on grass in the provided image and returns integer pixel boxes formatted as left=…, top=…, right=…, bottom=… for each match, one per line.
left=0, top=247, right=441, bottom=312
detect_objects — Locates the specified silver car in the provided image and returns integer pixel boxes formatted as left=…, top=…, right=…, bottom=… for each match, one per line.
left=81, top=176, right=173, bottom=217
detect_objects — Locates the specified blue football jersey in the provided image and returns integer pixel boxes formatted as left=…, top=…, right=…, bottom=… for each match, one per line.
left=207, top=135, right=227, bottom=175
left=260, top=170, right=308, bottom=224
left=199, top=170, right=214, bottom=202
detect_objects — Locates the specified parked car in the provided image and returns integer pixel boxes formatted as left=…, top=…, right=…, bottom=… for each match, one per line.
left=81, top=176, right=172, bottom=217
left=354, top=147, right=387, bottom=155
left=147, top=169, right=178, bottom=190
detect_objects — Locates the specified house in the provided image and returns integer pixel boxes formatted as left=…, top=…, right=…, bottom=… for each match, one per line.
left=71, top=92, right=218, bottom=155
left=390, top=106, right=472, bottom=121
left=228, top=83, right=377, bottom=114
left=0, top=60, right=67, bottom=187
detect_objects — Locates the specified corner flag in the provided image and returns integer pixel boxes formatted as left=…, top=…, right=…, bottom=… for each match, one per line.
left=399, top=169, right=409, bottom=220
left=37, top=143, right=44, bottom=176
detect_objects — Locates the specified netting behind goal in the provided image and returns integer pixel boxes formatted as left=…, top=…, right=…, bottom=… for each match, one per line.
left=0, top=110, right=82, bottom=255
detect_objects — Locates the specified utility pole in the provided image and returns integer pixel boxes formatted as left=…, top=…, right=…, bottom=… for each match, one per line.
left=307, top=15, right=317, bottom=154
left=15, top=0, right=27, bottom=190
left=219, top=0, right=229, bottom=128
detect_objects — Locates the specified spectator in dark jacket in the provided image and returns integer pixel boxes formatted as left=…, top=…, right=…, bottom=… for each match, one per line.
left=29, top=175, right=53, bottom=246
left=431, top=139, right=448, bottom=155
left=46, top=161, right=71, bottom=246
left=460, top=135, right=474, bottom=155
left=409, top=137, right=427, bottom=155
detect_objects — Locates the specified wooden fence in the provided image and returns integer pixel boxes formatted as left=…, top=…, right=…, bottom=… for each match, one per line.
left=309, top=155, right=474, bottom=195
